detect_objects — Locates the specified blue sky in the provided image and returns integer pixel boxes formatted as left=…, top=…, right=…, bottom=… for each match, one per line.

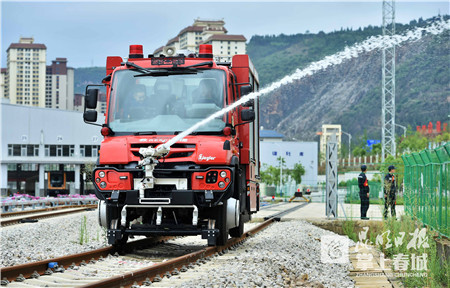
left=1, top=1, right=448, bottom=68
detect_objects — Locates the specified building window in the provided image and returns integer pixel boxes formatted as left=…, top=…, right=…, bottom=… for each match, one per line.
left=272, top=151, right=277, bottom=156
left=299, top=152, right=304, bottom=156
left=7, top=144, right=39, bottom=156
left=286, top=151, right=291, bottom=156
left=80, top=145, right=100, bottom=157
left=21, top=164, right=38, bottom=171
left=44, top=145, right=75, bottom=157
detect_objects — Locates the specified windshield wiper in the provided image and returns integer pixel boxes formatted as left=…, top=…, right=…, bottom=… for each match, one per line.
left=124, top=62, right=155, bottom=74
left=134, top=131, right=157, bottom=135
left=184, top=61, right=213, bottom=69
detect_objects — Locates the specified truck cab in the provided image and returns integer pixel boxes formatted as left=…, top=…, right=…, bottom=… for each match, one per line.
left=83, top=44, right=260, bottom=246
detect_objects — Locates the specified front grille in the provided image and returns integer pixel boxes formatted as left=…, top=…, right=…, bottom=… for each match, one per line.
left=130, top=143, right=196, bottom=159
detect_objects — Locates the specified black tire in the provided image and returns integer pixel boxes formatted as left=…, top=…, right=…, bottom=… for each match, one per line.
left=113, top=233, right=129, bottom=254
left=229, top=211, right=244, bottom=238
left=215, top=201, right=228, bottom=246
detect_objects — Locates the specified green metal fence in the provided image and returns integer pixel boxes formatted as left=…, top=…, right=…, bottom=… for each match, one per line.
left=346, top=182, right=382, bottom=202
left=402, top=143, right=449, bottom=237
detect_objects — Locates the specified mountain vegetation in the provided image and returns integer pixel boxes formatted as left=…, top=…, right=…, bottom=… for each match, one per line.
left=249, top=16, right=449, bottom=144
left=74, top=67, right=104, bottom=94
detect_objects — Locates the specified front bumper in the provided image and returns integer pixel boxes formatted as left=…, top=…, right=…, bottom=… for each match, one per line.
left=93, top=166, right=235, bottom=208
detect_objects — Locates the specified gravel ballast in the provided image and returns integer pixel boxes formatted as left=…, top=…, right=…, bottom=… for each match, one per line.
left=1, top=212, right=355, bottom=287
left=1, top=211, right=107, bottom=267
left=176, top=220, right=354, bottom=288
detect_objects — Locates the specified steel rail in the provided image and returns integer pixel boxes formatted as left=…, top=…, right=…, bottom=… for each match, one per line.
left=79, top=218, right=276, bottom=288
left=0, top=206, right=97, bottom=227
left=1, top=204, right=97, bottom=218
left=0, top=236, right=172, bottom=283
left=1, top=203, right=306, bottom=286
left=263, top=202, right=309, bottom=221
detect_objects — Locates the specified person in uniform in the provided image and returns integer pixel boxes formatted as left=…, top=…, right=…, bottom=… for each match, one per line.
left=123, top=84, right=149, bottom=119
left=358, top=164, right=370, bottom=220
left=384, top=165, right=397, bottom=219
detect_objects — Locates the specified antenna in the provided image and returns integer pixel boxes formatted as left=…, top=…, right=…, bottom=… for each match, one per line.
left=381, top=0, right=396, bottom=161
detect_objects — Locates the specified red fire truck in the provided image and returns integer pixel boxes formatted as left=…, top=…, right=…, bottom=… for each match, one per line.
left=83, top=44, right=260, bottom=246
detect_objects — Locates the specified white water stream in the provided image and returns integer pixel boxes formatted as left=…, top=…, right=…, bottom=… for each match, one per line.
left=163, top=19, right=449, bottom=149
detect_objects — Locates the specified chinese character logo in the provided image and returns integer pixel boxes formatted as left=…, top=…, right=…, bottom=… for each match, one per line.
left=321, top=235, right=349, bottom=264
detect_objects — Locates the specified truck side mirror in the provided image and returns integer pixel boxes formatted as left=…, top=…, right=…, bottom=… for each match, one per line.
left=83, top=110, right=98, bottom=122
left=85, top=89, right=99, bottom=109
left=240, top=84, right=252, bottom=96
left=241, top=109, right=255, bottom=122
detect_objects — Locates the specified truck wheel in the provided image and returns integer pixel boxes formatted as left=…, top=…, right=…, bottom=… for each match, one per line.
left=230, top=197, right=244, bottom=237
left=113, top=233, right=129, bottom=253
left=216, top=201, right=228, bottom=246
left=229, top=212, right=244, bottom=238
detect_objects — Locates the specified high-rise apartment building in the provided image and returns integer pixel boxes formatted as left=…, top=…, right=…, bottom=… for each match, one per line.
left=4, top=38, right=75, bottom=110
left=5, top=37, right=47, bottom=107
left=45, top=58, right=74, bottom=110
left=0, top=69, right=6, bottom=99
left=154, top=18, right=246, bottom=62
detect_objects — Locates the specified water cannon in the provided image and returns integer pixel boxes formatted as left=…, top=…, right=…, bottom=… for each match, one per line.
left=137, top=144, right=171, bottom=196
left=139, top=144, right=170, bottom=159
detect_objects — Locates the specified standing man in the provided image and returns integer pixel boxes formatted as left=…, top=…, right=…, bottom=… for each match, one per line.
left=384, top=165, right=397, bottom=219
left=358, top=165, right=370, bottom=220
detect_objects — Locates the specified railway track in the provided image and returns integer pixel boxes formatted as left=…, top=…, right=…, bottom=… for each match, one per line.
left=1, top=202, right=308, bottom=287
left=0, top=205, right=97, bottom=227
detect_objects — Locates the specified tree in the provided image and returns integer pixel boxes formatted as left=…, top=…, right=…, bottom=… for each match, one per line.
left=397, top=132, right=428, bottom=153
left=260, top=160, right=305, bottom=185
left=288, top=163, right=306, bottom=184
left=260, top=164, right=278, bottom=185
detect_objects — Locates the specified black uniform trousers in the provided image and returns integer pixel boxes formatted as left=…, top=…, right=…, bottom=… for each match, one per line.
left=359, top=193, right=370, bottom=219
left=384, top=193, right=396, bottom=218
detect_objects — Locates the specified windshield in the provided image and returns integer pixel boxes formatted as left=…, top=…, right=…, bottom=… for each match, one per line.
left=108, top=69, right=226, bottom=134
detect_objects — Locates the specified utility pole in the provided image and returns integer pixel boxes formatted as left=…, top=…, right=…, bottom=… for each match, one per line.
left=381, top=0, right=396, bottom=161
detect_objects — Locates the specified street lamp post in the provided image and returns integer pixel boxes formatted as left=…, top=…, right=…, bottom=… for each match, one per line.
left=279, top=157, right=283, bottom=197
left=395, top=124, right=407, bottom=138
left=274, top=143, right=284, bottom=197
left=341, top=131, right=352, bottom=166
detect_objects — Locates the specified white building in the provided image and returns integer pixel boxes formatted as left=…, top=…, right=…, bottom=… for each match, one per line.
left=154, top=18, right=246, bottom=61
left=0, top=102, right=103, bottom=196
left=319, top=124, right=342, bottom=156
left=260, top=141, right=318, bottom=187
left=201, top=34, right=247, bottom=62
left=0, top=68, right=6, bottom=99
left=5, top=37, right=47, bottom=107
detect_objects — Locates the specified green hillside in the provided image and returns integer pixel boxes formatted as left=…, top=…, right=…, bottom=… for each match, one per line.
left=74, top=67, right=105, bottom=94
left=257, top=17, right=449, bottom=142
left=247, top=16, right=446, bottom=86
